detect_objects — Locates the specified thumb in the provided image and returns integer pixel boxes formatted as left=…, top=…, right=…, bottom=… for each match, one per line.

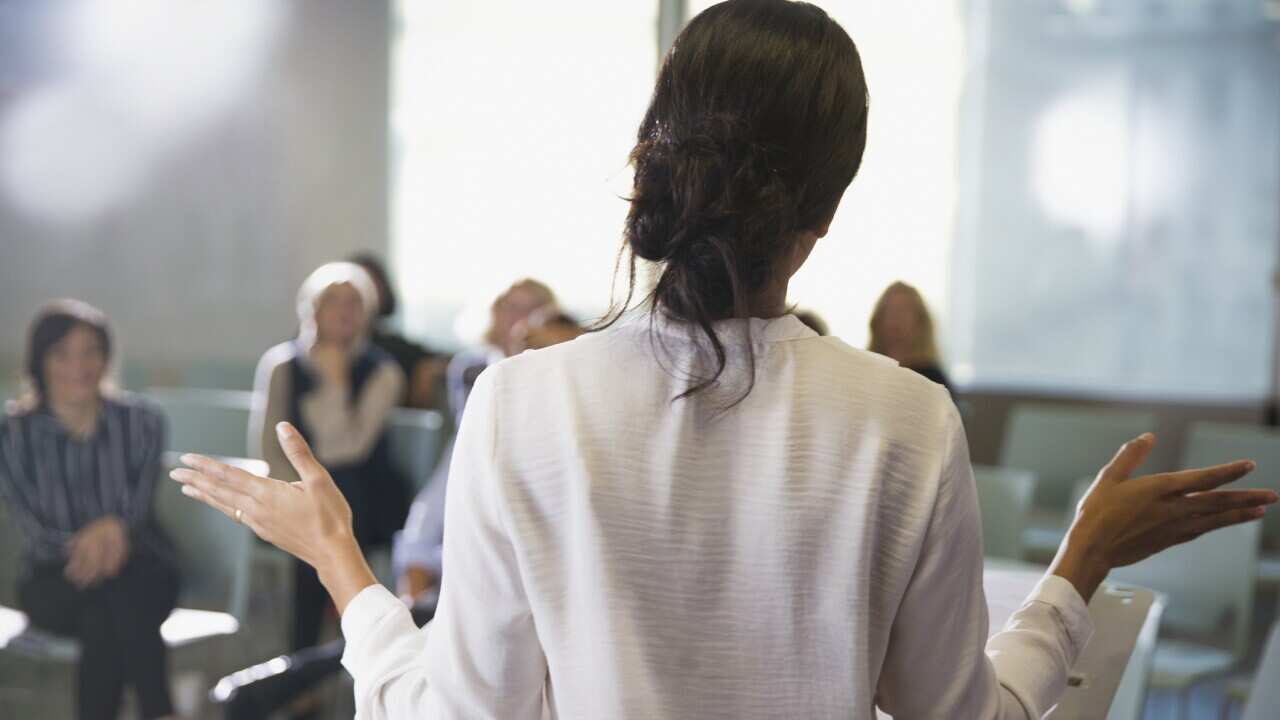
left=1101, top=432, right=1155, bottom=483
left=276, top=422, right=327, bottom=483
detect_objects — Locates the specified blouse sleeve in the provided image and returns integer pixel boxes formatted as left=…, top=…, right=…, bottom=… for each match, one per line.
left=122, top=404, right=166, bottom=529
left=0, top=417, right=74, bottom=555
left=341, top=366, right=547, bottom=719
left=875, top=405, right=1094, bottom=719
left=298, top=361, right=404, bottom=467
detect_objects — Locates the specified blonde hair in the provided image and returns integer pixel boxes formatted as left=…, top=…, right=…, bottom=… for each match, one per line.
left=867, top=281, right=940, bottom=366
left=483, top=278, right=557, bottom=347
left=295, top=262, right=380, bottom=346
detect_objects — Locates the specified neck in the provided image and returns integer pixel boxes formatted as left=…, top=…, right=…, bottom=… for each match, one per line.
left=316, top=337, right=356, bottom=352
left=47, top=394, right=100, bottom=435
left=743, top=277, right=790, bottom=319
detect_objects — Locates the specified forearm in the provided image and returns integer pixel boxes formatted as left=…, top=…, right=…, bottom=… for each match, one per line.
left=316, top=533, right=380, bottom=615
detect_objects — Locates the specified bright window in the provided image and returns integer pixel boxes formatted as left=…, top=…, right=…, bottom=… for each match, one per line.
left=949, top=6, right=1280, bottom=401
left=391, top=1, right=658, bottom=345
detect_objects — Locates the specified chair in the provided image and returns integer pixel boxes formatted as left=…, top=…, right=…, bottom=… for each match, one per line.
left=1240, top=622, right=1280, bottom=720
left=387, top=407, right=448, bottom=493
left=1103, top=588, right=1163, bottom=720
left=1108, top=507, right=1260, bottom=717
left=0, top=454, right=262, bottom=718
left=1181, top=422, right=1280, bottom=586
left=145, top=387, right=255, bottom=458
left=182, top=359, right=258, bottom=391
left=1001, top=405, right=1154, bottom=561
left=972, top=464, right=1036, bottom=561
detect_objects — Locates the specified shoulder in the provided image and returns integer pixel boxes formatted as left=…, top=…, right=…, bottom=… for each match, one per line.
left=364, top=344, right=405, bottom=379
left=784, top=336, right=958, bottom=441
left=255, top=342, right=299, bottom=386
left=102, top=394, right=168, bottom=438
left=0, top=408, right=23, bottom=444
left=485, top=330, right=609, bottom=387
left=258, top=341, right=299, bottom=371
left=810, top=336, right=948, bottom=396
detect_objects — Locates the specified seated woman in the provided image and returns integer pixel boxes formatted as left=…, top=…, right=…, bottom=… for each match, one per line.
left=249, top=261, right=406, bottom=653
left=0, top=299, right=178, bottom=720
left=868, top=280, right=955, bottom=396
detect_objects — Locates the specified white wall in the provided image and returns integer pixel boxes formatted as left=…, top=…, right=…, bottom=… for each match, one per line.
left=0, top=0, right=391, bottom=382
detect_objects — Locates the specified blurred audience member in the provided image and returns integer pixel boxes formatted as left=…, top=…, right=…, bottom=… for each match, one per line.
left=794, top=309, right=829, bottom=336
left=216, top=280, right=579, bottom=720
left=348, top=253, right=449, bottom=409
left=250, top=262, right=408, bottom=653
left=510, top=306, right=585, bottom=354
left=0, top=300, right=179, bottom=720
left=868, top=281, right=954, bottom=396
left=400, top=278, right=564, bottom=600
left=447, top=278, right=556, bottom=426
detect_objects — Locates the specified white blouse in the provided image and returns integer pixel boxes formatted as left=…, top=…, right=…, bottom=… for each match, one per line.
left=340, top=315, right=1093, bottom=719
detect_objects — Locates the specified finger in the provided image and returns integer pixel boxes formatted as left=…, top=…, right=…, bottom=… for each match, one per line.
left=178, top=483, right=270, bottom=541
left=1100, top=433, right=1156, bottom=483
left=178, top=454, right=273, bottom=500
left=176, top=478, right=263, bottom=538
left=1171, top=506, right=1267, bottom=545
left=66, top=550, right=96, bottom=588
left=178, top=482, right=246, bottom=521
left=171, top=468, right=260, bottom=509
left=64, top=554, right=86, bottom=583
left=1174, top=489, right=1279, bottom=518
left=64, top=563, right=90, bottom=588
left=276, top=423, right=327, bottom=483
left=1152, top=460, right=1257, bottom=495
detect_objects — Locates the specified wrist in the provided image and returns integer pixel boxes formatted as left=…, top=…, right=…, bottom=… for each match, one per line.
left=1051, top=524, right=1110, bottom=603
left=315, top=533, right=377, bottom=615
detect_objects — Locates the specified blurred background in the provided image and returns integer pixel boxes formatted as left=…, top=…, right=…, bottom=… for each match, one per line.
left=1, top=1, right=1278, bottom=719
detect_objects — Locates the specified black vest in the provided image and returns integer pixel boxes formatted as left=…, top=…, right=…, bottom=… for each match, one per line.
left=286, top=343, right=409, bottom=548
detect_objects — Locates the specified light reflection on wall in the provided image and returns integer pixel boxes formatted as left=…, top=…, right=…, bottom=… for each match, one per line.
left=0, top=0, right=284, bottom=226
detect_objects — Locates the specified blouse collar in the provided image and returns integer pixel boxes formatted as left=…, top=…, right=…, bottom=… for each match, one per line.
left=639, top=311, right=818, bottom=345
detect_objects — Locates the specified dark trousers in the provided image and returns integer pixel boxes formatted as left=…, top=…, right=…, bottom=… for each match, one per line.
left=291, top=560, right=328, bottom=652
left=18, top=555, right=180, bottom=720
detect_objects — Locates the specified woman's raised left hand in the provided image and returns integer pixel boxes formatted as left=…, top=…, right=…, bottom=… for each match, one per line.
left=170, top=422, right=377, bottom=612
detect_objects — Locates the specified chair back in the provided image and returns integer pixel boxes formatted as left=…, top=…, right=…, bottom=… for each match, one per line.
left=1109, top=517, right=1258, bottom=657
left=145, top=388, right=254, bottom=458
left=1241, top=622, right=1280, bottom=720
left=156, top=452, right=262, bottom=621
left=182, top=360, right=258, bottom=391
left=1104, top=592, right=1163, bottom=720
left=387, top=408, right=447, bottom=493
left=1182, top=422, right=1280, bottom=550
left=1000, top=404, right=1154, bottom=510
left=972, top=464, right=1035, bottom=560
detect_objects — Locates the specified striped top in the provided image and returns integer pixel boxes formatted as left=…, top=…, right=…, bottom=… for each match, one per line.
left=0, top=395, right=173, bottom=568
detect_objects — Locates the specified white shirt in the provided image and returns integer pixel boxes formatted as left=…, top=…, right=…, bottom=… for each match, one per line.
left=340, top=314, right=1093, bottom=719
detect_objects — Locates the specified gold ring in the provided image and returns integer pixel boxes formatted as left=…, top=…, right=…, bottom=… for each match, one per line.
left=234, top=508, right=243, bottom=524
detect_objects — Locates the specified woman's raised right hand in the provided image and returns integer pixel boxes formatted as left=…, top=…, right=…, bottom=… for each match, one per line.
left=1050, top=433, right=1278, bottom=602
left=170, top=422, right=378, bottom=612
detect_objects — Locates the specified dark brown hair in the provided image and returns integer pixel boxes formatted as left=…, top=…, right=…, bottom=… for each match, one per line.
left=23, top=299, right=112, bottom=406
left=601, top=0, right=869, bottom=403
left=349, top=252, right=397, bottom=318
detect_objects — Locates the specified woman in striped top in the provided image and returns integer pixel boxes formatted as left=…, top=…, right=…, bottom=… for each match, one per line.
left=0, top=300, right=179, bottom=720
